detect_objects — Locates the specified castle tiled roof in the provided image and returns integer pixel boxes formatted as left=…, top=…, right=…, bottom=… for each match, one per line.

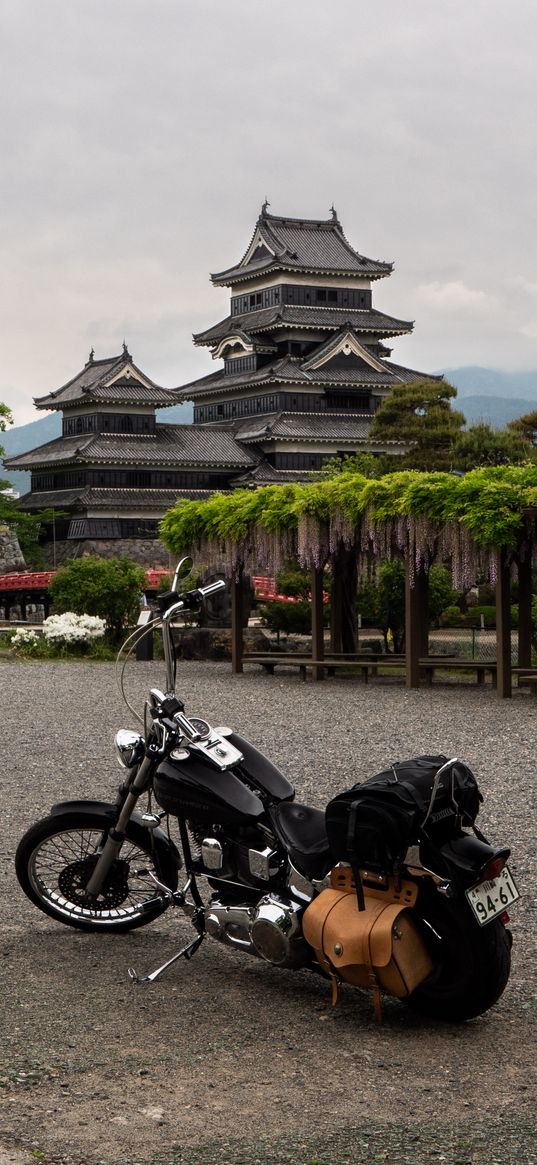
left=177, top=351, right=436, bottom=401
left=211, top=210, right=392, bottom=285
left=234, top=411, right=373, bottom=444
left=178, top=357, right=309, bottom=399
left=5, top=425, right=257, bottom=470
left=233, top=461, right=319, bottom=485
left=193, top=304, right=413, bottom=347
left=19, top=487, right=216, bottom=511
left=35, top=351, right=178, bottom=410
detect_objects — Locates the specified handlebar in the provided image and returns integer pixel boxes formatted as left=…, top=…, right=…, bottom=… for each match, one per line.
left=157, top=578, right=227, bottom=693
left=158, top=578, right=226, bottom=622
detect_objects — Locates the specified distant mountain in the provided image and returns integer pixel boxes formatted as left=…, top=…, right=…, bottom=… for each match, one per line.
left=455, top=395, right=537, bottom=429
left=437, top=367, right=537, bottom=430
left=0, top=402, right=193, bottom=494
left=442, top=366, right=537, bottom=401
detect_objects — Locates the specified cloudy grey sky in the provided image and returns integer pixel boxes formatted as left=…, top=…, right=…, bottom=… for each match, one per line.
left=2, top=0, right=536, bottom=425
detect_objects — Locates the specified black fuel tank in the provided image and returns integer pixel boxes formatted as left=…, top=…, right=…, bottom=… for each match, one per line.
left=226, top=734, right=294, bottom=803
left=154, top=753, right=265, bottom=826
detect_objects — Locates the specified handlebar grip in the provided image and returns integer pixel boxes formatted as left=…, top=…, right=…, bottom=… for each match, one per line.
left=197, top=579, right=226, bottom=599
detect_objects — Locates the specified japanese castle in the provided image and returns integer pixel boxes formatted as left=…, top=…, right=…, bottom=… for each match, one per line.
left=6, top=206, right=436, bottom=559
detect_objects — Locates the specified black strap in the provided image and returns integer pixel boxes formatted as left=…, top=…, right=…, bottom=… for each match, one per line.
left=347, top=800, right=366, bottom=911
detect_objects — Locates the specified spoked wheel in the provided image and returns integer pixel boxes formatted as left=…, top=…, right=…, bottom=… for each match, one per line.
left=15, top=811, right=179, bottom=932
left=407, top=886, right=512, bottom=1021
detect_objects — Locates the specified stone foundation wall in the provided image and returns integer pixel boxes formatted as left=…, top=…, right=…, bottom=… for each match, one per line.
left=42, top=538, right=171, bottom=569
left=0, top=525, right=25, bottom=572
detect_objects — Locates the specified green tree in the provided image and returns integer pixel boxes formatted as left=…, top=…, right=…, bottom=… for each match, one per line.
left=0, top=402, right=21, bottom=546
left=357, top=561, right=458, bottom=649
left=275, top=564, right=310, bottom=598
left=453, top=422, right=532, bottom=470
left=320, top=451, right=395, bottom=479
left=0, top=402, right=13, bottom=504
left=377, top=560, right=406, bottom=651
left=0, top=402, right=60, bottom=564
left=507, top=408, right=537, bottom=445
left=0, top=401, right=12, bottom=439
left=49, top=556, right=147, bottom=640
left=259, top=599, right=313, bottom=638
left=428, top=564, right=459, bottom=626
left=369, top=379, right=466, bottom=471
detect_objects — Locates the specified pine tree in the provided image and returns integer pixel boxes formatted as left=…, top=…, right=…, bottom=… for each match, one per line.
left=369, top=380, right=465, bottom=471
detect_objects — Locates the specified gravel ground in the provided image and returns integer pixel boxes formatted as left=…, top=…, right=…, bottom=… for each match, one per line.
left=0, top=659, right=536, bottom=1165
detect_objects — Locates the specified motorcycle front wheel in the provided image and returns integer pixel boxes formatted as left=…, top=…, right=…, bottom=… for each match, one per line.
left=407, top=887, right=512, bottom=1021
left=15, top=810, right=179, bottom=932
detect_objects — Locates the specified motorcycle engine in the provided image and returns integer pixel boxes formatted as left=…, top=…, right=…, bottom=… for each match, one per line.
left=196, top=830, right=280, bottom=888
left=204, top=894, right=309, bottom=969
left=193, top=828, right=310, bottom=969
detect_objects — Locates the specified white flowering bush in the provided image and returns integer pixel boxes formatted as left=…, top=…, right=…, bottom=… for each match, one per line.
left=11, top=628, right=40, bottom=650
left=42, top=612, right=106, bottom=646
left=10, top=613, right=110, bottom=659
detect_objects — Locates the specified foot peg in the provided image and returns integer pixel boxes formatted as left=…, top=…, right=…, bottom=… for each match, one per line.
left=133, top=868, right=193, bottom=912
left=128, top=934, right=204, bottom=985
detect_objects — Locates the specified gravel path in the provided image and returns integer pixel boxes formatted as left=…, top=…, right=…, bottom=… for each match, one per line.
left=0, top=660, right=536, bottom=1165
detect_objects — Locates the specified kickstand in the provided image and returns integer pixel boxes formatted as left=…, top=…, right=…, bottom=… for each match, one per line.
left=128, top=933, right=205, bottom=985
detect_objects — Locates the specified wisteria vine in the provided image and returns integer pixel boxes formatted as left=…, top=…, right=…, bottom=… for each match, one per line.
left=159, top=465, right=537, bottom=585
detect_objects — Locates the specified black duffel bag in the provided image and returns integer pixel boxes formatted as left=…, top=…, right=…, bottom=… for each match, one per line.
left=325, top=755, right=482, bottom=876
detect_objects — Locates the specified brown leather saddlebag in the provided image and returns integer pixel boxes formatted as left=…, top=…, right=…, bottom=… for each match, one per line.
left=302, top=870, right=433, bottom=1015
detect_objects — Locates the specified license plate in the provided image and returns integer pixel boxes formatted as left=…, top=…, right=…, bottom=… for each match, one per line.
left=466, top=866, right=520, bottom=926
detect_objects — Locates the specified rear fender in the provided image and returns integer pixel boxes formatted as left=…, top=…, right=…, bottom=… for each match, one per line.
left=421, top=832, right=510, bottom=888
left=49, top=799, right=182, bottom=869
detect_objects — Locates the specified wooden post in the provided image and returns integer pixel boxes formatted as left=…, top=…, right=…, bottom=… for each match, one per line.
left=330, top=545, right=357, bottom=653
left=311, top=565, right=325, bottom=681
left=330, top=564, right=343, bottom=653
left=517, top=552, right=532, bottom=669
left=495, top=547, right=512, bottom=698
left=405, top=559, right=426, bottom=689
left=231, top=568, right=244, bottom=674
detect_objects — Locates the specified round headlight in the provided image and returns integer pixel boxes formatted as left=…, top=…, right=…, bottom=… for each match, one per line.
left=115, top=729, right=145, bottom=769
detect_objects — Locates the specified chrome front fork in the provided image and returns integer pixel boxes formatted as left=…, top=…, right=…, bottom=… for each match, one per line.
left=84, top=757, right=154, bottom=897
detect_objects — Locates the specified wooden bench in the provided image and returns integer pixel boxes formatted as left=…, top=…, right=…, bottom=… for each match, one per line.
left=418, top=657, right=497, bottom=686
left=242, top=653, right=405, bottom=682
left=515, top=671, right=537, bottom=694
left=242, top=653, right=312, bottom=680
left=243, top=652, right=537, bottom=690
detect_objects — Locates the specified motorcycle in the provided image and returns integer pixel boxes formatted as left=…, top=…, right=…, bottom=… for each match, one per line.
left=15, top=559, right=518, bottom=1022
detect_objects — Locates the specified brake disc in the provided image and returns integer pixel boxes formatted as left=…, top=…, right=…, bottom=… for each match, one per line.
left=58, top=857, right=130, bottom=908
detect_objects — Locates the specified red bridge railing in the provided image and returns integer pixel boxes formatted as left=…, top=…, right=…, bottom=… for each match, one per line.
left=0, top=570, right=311, bottom=603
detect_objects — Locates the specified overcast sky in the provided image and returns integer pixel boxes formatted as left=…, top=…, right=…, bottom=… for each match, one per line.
left=2, top=0, right=537, bottom=425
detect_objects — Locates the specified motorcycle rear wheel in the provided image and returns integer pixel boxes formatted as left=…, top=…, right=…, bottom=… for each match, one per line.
left=407, top=889, right=512, bottom=1021
left=15, top=810, right=179, bottom=932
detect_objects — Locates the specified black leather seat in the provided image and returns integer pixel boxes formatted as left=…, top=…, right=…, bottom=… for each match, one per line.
left=270, top=801, right=332, bottom=880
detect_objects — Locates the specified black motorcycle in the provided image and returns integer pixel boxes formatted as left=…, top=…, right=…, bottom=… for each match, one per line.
left=16, top=559, right=518, bottom=1021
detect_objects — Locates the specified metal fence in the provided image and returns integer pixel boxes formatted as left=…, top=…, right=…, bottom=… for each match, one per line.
left=428, top=628, right=516, bottom=662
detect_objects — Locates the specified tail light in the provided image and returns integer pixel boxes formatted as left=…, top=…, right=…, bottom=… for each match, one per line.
left=479, top=848, right=510, bottom=882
